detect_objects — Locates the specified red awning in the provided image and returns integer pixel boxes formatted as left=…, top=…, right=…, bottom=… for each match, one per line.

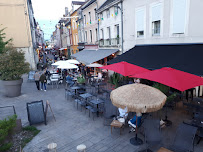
left=99, top=61, right=150, bottom=76
left=131, top=67, right=203, bottom=91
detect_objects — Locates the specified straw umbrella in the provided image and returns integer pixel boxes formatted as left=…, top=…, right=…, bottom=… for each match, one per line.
left=110, top=83, right=167, bottom=145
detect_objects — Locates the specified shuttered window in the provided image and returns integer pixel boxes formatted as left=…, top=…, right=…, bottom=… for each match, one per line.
left=151, top=3, right=162, bottom=22
left=172, top=0, right=187, bottom=34
left=136, top=9, right=145, bottom=36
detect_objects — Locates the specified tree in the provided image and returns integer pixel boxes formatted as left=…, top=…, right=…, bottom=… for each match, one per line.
left=0, top=26, right=12, bottom=54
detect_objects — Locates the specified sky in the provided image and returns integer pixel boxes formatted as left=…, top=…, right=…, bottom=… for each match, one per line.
left=32, top=0, right=73, bottom=40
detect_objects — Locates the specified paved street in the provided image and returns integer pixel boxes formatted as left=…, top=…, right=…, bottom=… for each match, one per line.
left=0, top=75, right=203, bottom=152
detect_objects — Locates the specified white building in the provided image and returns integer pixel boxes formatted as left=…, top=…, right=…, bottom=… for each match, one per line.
left=97, top=0, right=122, bottom=52
left=123, top=0, right=203, bottom=52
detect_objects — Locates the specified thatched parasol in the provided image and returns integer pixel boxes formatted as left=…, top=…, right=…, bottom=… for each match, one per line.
left=111, top=83, right=167, bottom=113
left=110, top=83, right=167, bottom=145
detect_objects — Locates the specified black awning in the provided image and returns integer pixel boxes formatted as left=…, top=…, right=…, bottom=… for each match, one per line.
left=108, top=43, right=203, bottom=75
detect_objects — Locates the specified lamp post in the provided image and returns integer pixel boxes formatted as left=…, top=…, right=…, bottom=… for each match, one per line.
left=114, top=0, right=124, bottom=54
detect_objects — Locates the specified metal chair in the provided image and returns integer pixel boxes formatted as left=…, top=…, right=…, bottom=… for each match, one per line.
left=171, top=123, right=197, bottom=152
left=139, top=119, right=161, bottom=152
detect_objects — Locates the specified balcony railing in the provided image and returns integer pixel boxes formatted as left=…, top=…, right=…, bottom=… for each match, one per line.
left=99, top=38, right=120, bottom=47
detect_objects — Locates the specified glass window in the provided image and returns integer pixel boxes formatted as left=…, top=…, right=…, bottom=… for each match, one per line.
left=89, top=12, right=91, bottom=23
left=90, top=30, right=92, bottom=42
left=114, top=5, right=118, bottom=15
left=95, top=28, right=98, bottom=41
left=152, top=20, right=161, bottom=35
left=94, top=8, right=97, bottom=20
left=84, top=15, right=86, bottom=24
left=106, top=9, right=110, bottom=18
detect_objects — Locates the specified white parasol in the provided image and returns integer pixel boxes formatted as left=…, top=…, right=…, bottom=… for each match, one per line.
left=66, top=59, right=80, bottom=64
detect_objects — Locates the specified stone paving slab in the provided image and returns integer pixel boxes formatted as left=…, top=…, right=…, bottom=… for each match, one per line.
left=0, top=75, right=203, bottom=152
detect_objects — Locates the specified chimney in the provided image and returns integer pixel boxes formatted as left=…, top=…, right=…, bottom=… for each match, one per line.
left=65, top=7, right=69, bottom=16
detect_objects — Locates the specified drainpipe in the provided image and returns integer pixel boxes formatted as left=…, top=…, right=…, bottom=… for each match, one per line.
left=121, top=0, right=124, bottom=54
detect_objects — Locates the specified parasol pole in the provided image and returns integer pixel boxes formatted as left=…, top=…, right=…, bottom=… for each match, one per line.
left=130, top=113, right=143, bottom=145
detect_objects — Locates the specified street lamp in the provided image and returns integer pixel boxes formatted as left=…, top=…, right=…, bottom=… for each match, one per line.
left=114, top=2, right=124, bottom=54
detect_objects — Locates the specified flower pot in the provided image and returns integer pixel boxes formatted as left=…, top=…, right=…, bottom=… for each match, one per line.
left=2, top=79, right=23, bottom=97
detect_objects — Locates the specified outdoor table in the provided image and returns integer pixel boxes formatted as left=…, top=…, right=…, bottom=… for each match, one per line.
left=93, top=82, right=107, bottom=93
left=89, top=99, right=105, bottom=116
left=71, top=86, right=81, bottom=95
left=183, top=119, right=203, bottom=128
left=50, top=78, right=59, bottom=89
left=80, top=93, right=92, bottom=99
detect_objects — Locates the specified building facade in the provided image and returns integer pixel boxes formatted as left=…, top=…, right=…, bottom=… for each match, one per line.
left=123, top=0, right=203, bottom=52
left=0, top=0, right=41, bottom=69
left=82, top=0, right=99, bottom=50
left=97, top=0, right=122, bottom=52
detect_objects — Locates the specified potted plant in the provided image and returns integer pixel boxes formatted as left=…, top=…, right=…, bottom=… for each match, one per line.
left=0, top=28, right=30, bottom=97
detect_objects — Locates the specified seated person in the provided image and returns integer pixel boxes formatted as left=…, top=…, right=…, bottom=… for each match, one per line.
left=66, top=74, right=74, bottom=87
left=128, top=113, right=142, bottom=130
left=117, top=107, right=128, bottom=124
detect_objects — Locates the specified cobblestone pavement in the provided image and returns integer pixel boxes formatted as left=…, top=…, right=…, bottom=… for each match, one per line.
left=0, top=75, right=203, bottom=152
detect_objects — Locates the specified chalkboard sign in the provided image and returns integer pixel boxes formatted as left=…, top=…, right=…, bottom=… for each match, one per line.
left=27, top=100, right=46, bottom=125
left=28, top=71, right=35, bottom=81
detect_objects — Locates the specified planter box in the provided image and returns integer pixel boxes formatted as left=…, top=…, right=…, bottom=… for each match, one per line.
left=2, top=79, right=23, bottom=97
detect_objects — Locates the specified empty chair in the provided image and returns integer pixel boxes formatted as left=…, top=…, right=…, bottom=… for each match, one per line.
left=103, top=100, right=118, bottom=126
left=171, top=123, right=197, bottom=152
left=89, top=107, right=98, bottom=120
left=142, top=119, right=161, bottom=152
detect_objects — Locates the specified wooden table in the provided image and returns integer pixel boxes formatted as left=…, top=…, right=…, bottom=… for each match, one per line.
left=110, top=120, right=124, bottom=135
left=157, top=147, right=173, bottom=152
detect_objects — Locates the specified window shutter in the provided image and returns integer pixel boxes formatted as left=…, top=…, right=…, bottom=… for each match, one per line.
left=172, top=0, right=187, bottom=33
left=136, top=9, right=144, bottom=31
left=151, top=3, right=162, bottom=22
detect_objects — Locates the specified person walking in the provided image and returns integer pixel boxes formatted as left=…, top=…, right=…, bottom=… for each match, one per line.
left=33, top=71, right=40, bottom=90
left=40, top=72, right=47, bottom=91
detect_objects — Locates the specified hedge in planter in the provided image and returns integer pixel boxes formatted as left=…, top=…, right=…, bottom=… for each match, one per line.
left=0, top=47, right=30, bottom=81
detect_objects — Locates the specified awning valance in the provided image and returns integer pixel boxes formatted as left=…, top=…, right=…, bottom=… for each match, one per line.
left=108, top=43, right=203, bottom=76
left=71, top=49, right=118, bottom=65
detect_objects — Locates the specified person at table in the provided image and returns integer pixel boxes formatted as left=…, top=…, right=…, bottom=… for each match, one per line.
left=117, top=107, right=128, bottom=124
left=128, top=113, right=142, bottom=131
left=134, top=78, right=140, bottom=83
left=66, top=74, right=74, bottom=87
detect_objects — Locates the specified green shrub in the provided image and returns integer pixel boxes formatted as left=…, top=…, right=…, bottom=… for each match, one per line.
left=0, top=26, right=12, bottom=54
left=0, top=115, right=17, bottom=152
left=153, top=83, right=177, bottom=102
left=77, top=75, right=85, bottom=84
left=0, top=46, right=30, bottom=80
left=23, top=126, right=40, bottom=136
left=109, top=72, right=120, bottom=88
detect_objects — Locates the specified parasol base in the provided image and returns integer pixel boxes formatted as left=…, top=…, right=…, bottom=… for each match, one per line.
left=139, top=149, right=153, bottom=152
left=163, top=119, right=172, bottom=126
left=130, top=137, right=143, bottom=145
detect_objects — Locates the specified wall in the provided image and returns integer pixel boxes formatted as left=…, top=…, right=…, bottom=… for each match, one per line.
left=98, top=2, right=122, bottom=50
left=0, top=0, right=37, bottom=69
left=71, top=11, right=79, bottom=54
left=83, top=2, right=98, bottom=45
left=123, top=0, right=203, bottom=52
left=0, top=0, right=32, bottom=47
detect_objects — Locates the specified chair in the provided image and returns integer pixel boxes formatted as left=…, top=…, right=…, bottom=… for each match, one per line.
left=103, top=100, right=118, bottom=126
left=140, top=119, right=161, bottom=152
left=171, top=123, right=197, bottom=152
